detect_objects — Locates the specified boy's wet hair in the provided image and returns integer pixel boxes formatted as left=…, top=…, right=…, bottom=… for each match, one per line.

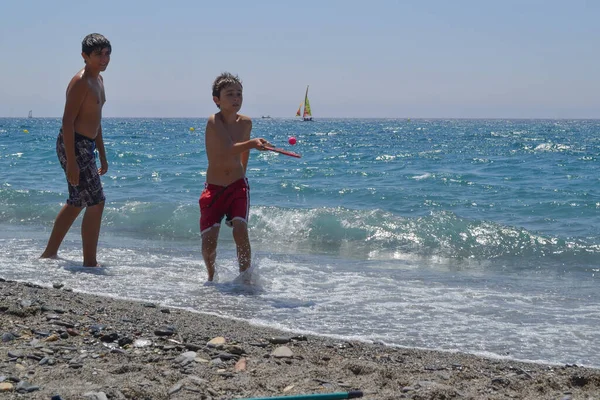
left=82, top=33, right=111, bottom=56
left=212, top=72, right=243, bottom=102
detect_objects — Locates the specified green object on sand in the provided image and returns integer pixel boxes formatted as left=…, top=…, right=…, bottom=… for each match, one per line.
left=237, top=391, right=363, bottom=400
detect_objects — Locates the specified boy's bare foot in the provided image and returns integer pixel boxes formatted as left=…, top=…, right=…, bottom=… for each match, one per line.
left=40, top=252, right=58, bottom=259
left=83, top=262, right=101, bottom=268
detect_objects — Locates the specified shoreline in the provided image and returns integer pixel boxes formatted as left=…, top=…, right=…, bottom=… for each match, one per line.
left=1, top=279, right=599, bottom=399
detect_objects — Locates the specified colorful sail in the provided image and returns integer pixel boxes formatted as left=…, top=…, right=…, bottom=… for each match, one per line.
left=303, top=99, right=312, bottom=117
left=295, top=85, right=313, bottom=121
left=303, top=85, right=312, bottom=119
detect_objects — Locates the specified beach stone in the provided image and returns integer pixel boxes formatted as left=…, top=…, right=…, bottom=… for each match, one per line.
left=154, top=326, right=176, bottom=336
left=16, top=380, right=40, bottom=393
left=8, top=350, right=24, bottom=358
left=225, top=344, right=245, bottom=355
left=0, top=382, right=14, bottom=391
left=44, top=334, right=60, bottom=342
left=271, top=346, right=294, bottom=358
left=100, top=333, right=119, bottom=342
left=52, top=282, right=64, bottom=289
left=185, top=343, right=203, bottom=351
left=83, top=392, right=109, bottom=400
left=174, top=351, right=196, bottom=366
left=54, top=320, right=75, bottom=328
left=20, top=299, right=33, bottom=307
left=118, top=336, right=133, bottom=347
left=249, top=342, right=269, bottom=348
left=207, top=336, right=226, bottom=347
left=133, top=339, right=152, bottom=348
left=269, top=336, right=291, bottom=344
left=2, top=332, right=17, bottom=342
left=234, top=358, right=247, bottom=372
left=168, top=382, right=183, bottom=395
left=89, top=324, right=105, bottom=334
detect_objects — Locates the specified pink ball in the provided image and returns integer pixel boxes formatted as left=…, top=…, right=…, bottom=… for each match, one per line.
left=288, top=137, right=297, bottom=145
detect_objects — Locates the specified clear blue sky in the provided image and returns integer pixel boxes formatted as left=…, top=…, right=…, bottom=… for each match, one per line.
left=1, top=0, right=599, bottom=118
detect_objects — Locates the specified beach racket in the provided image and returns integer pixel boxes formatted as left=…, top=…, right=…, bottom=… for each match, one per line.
left=239, top=391, right=363, bottom=399
left=264, top=146, right=302, bottom=158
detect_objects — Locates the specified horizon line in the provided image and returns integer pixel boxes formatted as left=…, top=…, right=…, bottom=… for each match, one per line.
left=3, top=116, right=600, bottom=121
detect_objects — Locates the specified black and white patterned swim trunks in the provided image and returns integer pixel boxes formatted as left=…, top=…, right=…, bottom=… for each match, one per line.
left=56, top=130, right=105, bottom=207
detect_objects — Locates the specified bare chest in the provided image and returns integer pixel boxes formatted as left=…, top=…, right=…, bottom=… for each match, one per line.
left=222, top=124, right=246, bottom=143
left=85, top=84, right=105, bottom=107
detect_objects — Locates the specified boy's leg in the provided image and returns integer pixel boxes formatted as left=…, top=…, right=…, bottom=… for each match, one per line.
left=202, top=227, right=220, bottom=281
left=232, top=220, right=251, bottom=273
left=81, top=201, right=104, bottom=267
left=41, top=204, right=83, bottom=258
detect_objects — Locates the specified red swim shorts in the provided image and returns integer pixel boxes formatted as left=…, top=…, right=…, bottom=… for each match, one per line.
left=199, top=177, right=250, bottom=234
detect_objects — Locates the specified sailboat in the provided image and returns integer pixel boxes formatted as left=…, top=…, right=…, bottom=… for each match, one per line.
left=295, top=85, right=313, bottom=121
left=28, top=110, right=33, bottom=118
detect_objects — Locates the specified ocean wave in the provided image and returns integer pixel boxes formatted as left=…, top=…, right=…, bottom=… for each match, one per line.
left=1, top=186, right=596, bottom=269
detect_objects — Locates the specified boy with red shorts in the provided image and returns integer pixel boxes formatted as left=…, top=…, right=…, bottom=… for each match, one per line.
left=200, top=72, right=271, bottom=282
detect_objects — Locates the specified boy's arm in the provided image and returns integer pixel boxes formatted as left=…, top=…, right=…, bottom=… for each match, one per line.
left=62, top=78, right=89, bottom=185
left=95, top=123, right=108, bottom=175
left=240, top=119, right=252, bottom=173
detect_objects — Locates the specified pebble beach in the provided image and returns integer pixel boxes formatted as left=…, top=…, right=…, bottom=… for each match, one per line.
left=2, top=279, right=600, bottom=399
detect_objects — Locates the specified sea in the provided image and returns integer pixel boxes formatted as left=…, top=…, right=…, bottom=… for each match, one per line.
left=1, top=117, right=599, bottom=368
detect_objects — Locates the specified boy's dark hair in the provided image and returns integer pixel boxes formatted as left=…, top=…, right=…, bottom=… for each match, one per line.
left=82, top=33, right=111, bottom=56
left=212, top=72, right=243, bottom=99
